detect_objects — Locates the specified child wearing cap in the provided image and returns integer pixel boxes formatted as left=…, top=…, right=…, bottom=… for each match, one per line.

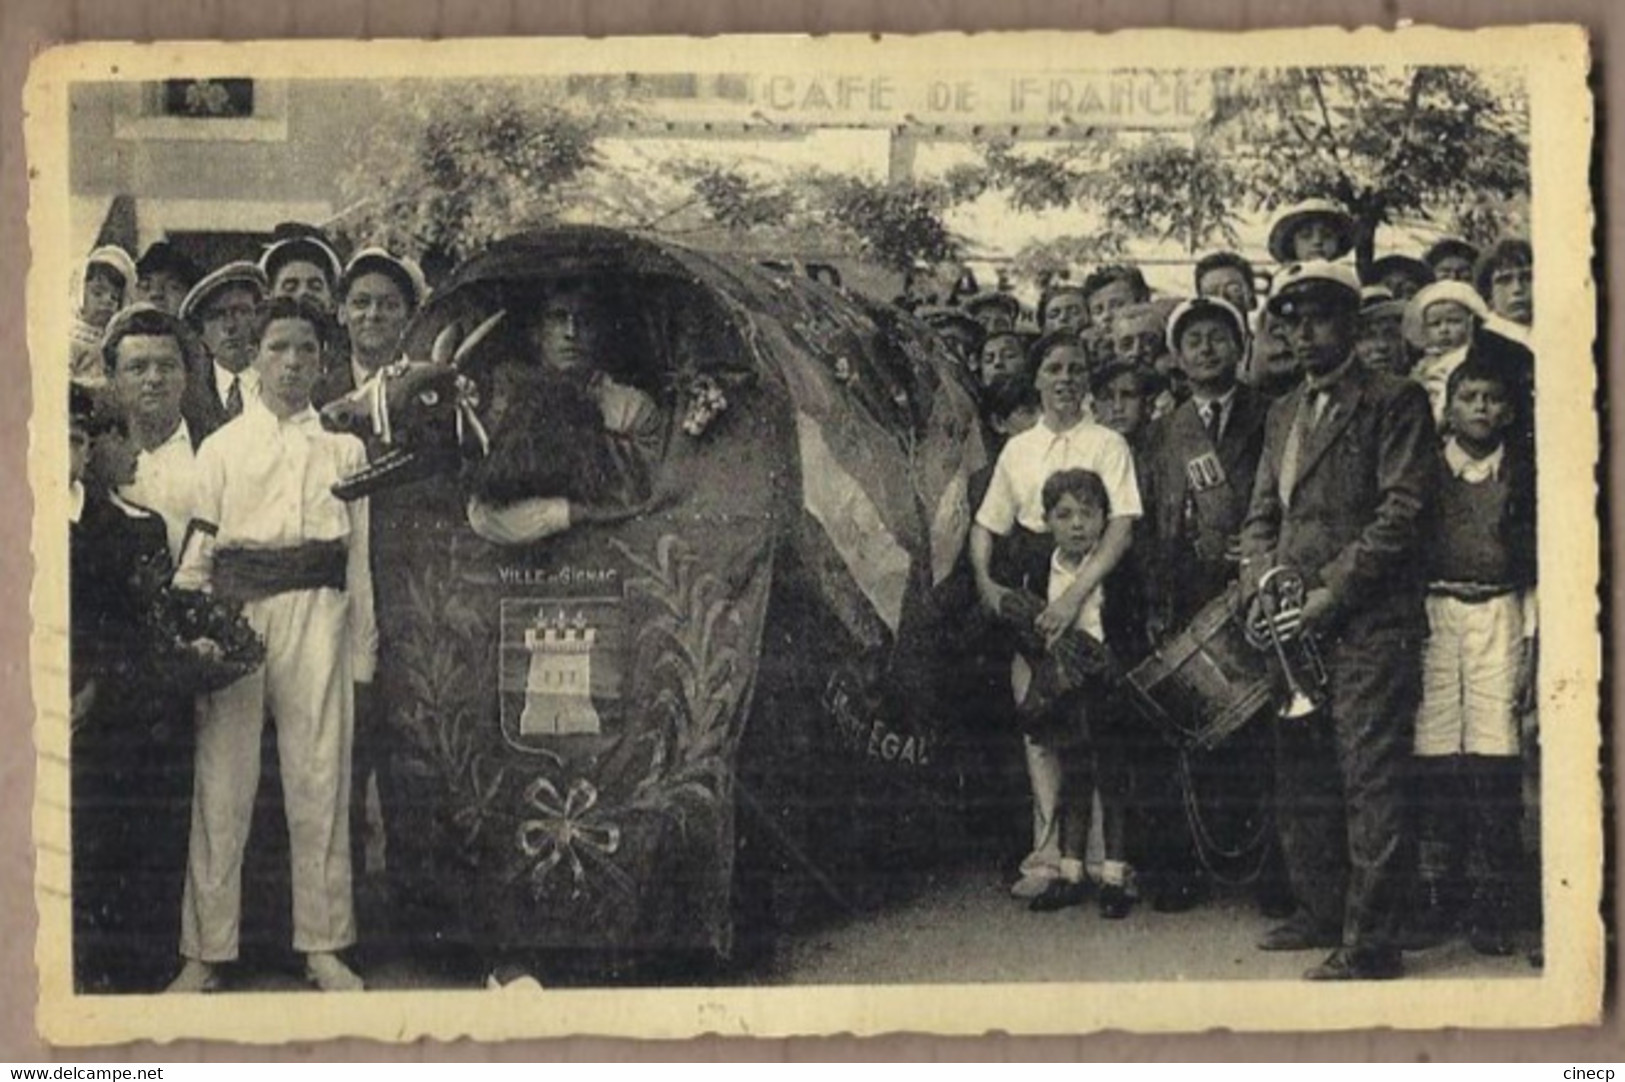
left=1409, top=354, right=1536, bottom=957
left=71, top=247, right=137, bottom=387
left=1403, top=280, right=1492, bottom=426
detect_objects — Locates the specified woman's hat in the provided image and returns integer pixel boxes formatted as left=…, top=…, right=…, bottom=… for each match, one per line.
left=1266, top=199, right=1356, bottom=264
left=1402, top=279, right=1491, bottom=349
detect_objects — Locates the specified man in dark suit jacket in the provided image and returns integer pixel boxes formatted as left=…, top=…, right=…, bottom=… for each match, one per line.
left=1146, top=298, right=1271, bottom=632
left=1138, top=298, right=1276, bottom=913
left=178, top=261, right=269, bottom=445
left=1240, top=261, right=1438, bottom=980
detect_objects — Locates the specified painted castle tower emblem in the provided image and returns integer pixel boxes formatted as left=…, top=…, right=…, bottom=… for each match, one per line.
left=520, top=608, right=602, bottom=736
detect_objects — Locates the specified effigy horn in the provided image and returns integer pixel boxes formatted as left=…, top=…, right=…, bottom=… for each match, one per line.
left=452, top=310, right=507, bottom=370
left=430, top=322, right=461, bottom=366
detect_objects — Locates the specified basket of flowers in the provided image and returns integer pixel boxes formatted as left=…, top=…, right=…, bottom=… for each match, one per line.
left=144, top=585, right=266, bottom=696
left=116, top=550, right=267, bottom=698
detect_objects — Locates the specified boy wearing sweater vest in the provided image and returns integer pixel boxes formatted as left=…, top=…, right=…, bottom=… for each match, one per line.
left=1410, top=354, right=1536, bottom=956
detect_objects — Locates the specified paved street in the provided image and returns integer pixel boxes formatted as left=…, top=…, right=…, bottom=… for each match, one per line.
left=222, top=858, right=1538, bottom=992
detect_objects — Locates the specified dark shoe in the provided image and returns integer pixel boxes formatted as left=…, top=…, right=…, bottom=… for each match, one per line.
left=1153, top=875, right=1208, bottom=913
left=1304, top=948, right=1403, bottom=981
left=1028, top=878, right=1088, bottom=912
left=1257, top=913, right=1340, bottom=952
left=1098, top=883, right=1134, bottom=919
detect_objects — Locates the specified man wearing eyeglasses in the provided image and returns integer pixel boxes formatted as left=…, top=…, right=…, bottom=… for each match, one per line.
left=179, top=262, right=268, bottom=443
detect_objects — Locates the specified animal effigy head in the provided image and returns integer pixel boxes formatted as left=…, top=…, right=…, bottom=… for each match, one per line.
left=322, top=311, right=504, bottom=501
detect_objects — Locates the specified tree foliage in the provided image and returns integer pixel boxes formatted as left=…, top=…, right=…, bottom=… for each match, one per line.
left=657, top=162, right=965, bottom=272
left=334, top=81, right=623, bottom=274
left=1208, top=66, right=1530, bottom=263
left=959, top=66, right=1529, bottom=265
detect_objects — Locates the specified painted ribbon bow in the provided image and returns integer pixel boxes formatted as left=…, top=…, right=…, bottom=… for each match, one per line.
left=515, top=776, right=621, bottom=898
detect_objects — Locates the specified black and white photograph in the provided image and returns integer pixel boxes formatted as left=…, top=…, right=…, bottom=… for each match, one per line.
left=24, top=27, right=1601, bottom=1042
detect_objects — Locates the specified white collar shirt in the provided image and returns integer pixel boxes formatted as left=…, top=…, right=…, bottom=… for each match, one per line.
left=68, top=480, right=85, bottom=525
left=1444, top=437, right=1505, bottom=485
left=975, top=414, right=1143, bottom=535
left=1047, top=548, right=1107, bottom=642
left=120, top=417, right=198, bottom=561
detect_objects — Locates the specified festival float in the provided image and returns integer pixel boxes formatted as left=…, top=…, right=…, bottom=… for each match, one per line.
left=324, top=227, right=988, bottom=967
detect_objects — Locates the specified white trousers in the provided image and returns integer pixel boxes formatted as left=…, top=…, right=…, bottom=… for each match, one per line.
left=1415, top=593, right=1523, bottom=758
left=1018, top=737, right=1107, bottom=882
left=181, top=587, right=355, bottom=961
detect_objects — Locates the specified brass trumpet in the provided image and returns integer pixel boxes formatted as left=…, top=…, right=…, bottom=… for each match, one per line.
left=1244, top=566, right=1329, bottom=720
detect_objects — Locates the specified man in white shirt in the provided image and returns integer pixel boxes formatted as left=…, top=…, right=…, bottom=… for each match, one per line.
left=179, top=262, right=267, bottom=444
left=168, top=295, right=376, bottom=994
left=100, top=304, right=200, bottom=561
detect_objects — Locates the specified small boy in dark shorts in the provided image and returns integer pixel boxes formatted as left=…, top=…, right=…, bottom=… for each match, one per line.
left=1012, top=468, right=1134, bottom=917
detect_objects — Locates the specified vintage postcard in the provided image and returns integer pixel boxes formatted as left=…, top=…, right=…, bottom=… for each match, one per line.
left=23, top=26, right=1601, bottom=1044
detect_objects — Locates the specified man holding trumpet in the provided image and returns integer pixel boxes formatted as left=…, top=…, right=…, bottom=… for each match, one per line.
left=1239, top=261, right=1439, bottom=981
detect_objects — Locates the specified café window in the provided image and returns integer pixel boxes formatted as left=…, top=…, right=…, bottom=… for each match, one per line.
left=115, top=79, right=289, bottom=142
left=158, top=79, right=255, bottom=119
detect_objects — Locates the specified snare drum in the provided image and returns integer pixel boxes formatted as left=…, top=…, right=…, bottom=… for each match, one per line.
left=1126, top=585, right=1274, bottom=751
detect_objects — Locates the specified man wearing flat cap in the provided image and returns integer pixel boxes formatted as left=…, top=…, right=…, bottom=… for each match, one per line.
left=179, top=261, right=268, bottom=443
left=260, top=224, right=344, bottom=315
left=963, top=291, right=1022, bottom=336
left=1239, top=260, right=1438, bottom=980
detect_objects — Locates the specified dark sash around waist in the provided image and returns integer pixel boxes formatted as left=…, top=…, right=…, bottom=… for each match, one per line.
left=1427, top=580, right=1520, bottom=604
left=214, top=541, right=347, bottom=602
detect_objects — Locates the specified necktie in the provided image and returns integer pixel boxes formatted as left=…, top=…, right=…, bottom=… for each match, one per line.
left=226, top=376, right=242, bottom=419
left=1278, top=390, right=1315, bottom=506
left=1201, top=401, right=1222, bottom=443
